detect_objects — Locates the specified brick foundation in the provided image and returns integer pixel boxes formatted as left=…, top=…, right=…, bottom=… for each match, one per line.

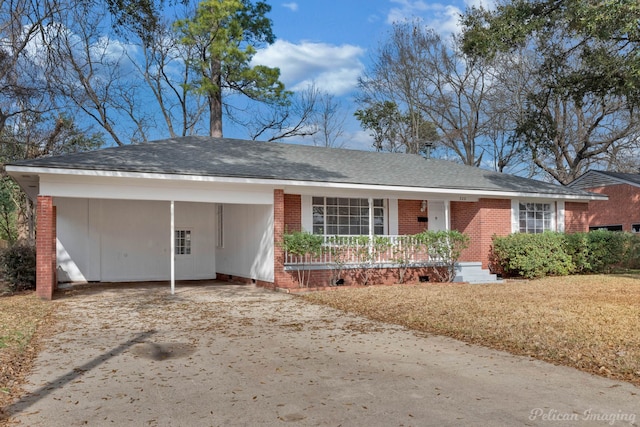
left=36, top=196, right=56, bottom=300
left=282, top=266, right=447, bottom=289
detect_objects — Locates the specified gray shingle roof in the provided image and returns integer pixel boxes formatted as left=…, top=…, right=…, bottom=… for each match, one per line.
left=568, top=170, right=640, bottom=189
left=9, top=136, right=598, bottom=197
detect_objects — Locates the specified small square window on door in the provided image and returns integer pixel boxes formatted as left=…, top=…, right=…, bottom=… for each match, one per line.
left=175, top=230, right=192, bottom=255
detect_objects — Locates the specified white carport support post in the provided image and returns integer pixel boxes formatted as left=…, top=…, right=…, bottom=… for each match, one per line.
left=170, top=200, right=175, bottom=295
left=368, top=197, right=374, bottom=256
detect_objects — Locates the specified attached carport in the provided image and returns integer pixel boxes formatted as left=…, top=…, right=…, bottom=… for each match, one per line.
left=7, top=169, right=277, bottom=299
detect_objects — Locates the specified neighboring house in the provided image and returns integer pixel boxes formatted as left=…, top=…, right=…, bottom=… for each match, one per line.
left=568, top=170, right=640, bottom=233
left=6, top=137, right=605, bottom=299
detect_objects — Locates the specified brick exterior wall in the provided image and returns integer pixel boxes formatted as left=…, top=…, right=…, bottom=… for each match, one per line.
left=565, top=202, right=589, bottom=233
left=398, top=199, right=428, bottom=235
left=273, top=189, right=298, bottom=289
left=584, top=185, right=640, bottom=232
left=283, top=194, right=302, bottom=232
left=451, top=198, right=511, bottom=269
left=36, top=196, right=56, bottom=300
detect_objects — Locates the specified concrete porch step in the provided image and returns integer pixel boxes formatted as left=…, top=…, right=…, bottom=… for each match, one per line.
left=453, top=262, right=502, bottom=284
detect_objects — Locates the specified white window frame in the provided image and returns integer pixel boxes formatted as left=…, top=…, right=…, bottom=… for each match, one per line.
left=309, top=197, right=386, bottom=236
left=512, top=200, right=561, bottom=233
left=175, top=229, right=192, bottom=255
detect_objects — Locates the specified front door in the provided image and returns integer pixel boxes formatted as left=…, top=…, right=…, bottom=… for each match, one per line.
left=428, top=201, right=447, bottom=231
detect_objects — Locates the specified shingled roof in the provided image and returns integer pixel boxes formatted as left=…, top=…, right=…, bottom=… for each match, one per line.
left=8, top=136, right=600, bottom=198
left=568, top=170, right=640, bottom=190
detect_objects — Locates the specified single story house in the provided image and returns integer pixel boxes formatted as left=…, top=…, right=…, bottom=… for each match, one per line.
left=568, top=170, right=640, bottom=233
left=6, top=136, right=605, bottom=299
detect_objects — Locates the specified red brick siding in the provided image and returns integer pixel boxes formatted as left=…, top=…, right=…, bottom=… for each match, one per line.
left=565, top=202, right=589, bottom=233
left=36, top=196, right=56, bottom=300
left=451, top=198, right=511, bottom=268
left=283, top=194, right=302, bottom=232
left=398, top=200, right=428, bottom=235
left=280, top=266, right=447, bottom=289
left=273, top=189, right=298, bottom=288
left=585, top=185, right=640, bottom=232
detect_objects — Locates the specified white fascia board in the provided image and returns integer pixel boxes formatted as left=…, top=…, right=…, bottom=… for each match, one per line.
left=39, top=174, right=274, bottom=204
left=7, top=165, right=607, bottom=202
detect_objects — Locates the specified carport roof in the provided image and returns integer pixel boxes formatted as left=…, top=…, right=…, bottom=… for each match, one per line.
left=8, top=136, right=602, bottom=199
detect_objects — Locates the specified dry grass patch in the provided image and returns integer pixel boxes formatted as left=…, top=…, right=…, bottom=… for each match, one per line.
left=0, top=291, right=55, bottom=420
left=303, top=274, right=640, bottom=385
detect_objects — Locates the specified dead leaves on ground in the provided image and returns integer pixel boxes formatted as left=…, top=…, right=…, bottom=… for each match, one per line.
left=303, top=274, right=640, bottom=386
left=0, top=293, right=56, bottom=420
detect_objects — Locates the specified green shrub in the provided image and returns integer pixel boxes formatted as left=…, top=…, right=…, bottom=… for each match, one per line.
left=491, top=232, right=573, bottom=279
left=415, top=230, right=470, bottom=282
left=0, top=243, right=36, bottom=292
left=564, top=232, right=592, bottom=273
left=566, top=230, right=630, bottom=273
left=621, top=233, right=640, bottom=270
left=280, top=230, right=324, bottom=287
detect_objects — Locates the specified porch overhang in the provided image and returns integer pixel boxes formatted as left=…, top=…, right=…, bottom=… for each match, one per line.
left=6, top=165, right=608, bottom=204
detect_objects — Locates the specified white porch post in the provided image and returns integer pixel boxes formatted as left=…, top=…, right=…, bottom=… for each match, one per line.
left=368, top=197, right=374, bottom=239
left=170, top=200, right=175, bottom=295
left=444, top=200, right=451, bottom=230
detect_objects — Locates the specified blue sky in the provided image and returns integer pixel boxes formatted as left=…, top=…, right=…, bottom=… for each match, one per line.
left=223, top=0, right=493, bottom=149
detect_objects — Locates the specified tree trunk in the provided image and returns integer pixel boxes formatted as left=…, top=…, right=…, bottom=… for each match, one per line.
left=209, top=60, right=223, bottom=138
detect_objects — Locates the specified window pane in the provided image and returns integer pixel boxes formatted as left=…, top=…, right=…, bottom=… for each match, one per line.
left=312, top=197, right=323, bottom=205
left=338, top=206, right=349, bottom=215
left=350, top=206, right=359, bottom=215
left=313, top=226, right=324, bottom=234
left=326, top=225, right=337, bottom=235
left=338, top=198, right=348, bottom=206
left=327, top=206, right=337, bottom=215
left=338, top=226, right=349, bottom=235
left=326, top=197, right=337, bottom=205
left=339, top=216, right=349, bottom=225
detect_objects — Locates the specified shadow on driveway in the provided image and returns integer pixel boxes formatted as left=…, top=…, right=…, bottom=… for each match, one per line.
left=5, top=282, right=640, bottom=426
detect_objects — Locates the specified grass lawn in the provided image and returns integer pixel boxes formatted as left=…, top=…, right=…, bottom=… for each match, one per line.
left=0, top=286, right=55, bottom=418
left=303, top=274, right=640, bottom=386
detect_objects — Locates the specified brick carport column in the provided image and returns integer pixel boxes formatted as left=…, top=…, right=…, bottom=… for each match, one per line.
left=273, top=189, right=286, bottom=288
left=36, top=195, right=56, bottom=300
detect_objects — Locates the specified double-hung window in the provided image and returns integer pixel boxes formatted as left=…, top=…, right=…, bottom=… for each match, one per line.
left=312, top=197, right=385, bottom=235
left=518, top=202, right=553, bottom=233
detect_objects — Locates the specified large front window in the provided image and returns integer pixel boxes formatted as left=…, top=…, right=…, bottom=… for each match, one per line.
left=312, top=197, right=385, bottom=235
left=519, top=203, right=552, bottom=233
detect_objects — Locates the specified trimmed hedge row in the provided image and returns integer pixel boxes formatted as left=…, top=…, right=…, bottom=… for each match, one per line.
left=491, top=231, right=640, bottom=279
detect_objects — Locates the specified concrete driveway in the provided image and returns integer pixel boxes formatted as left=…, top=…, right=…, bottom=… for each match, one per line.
left=5, top=282, right=639, bottom=426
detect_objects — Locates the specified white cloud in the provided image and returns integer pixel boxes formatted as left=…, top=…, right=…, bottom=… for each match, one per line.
left=282, top=2, right=298, bottom=12
left=463, top=0, right=495, bottom=10
left=252, top=40, right=365, bottom=96
left=386, top=0, right=464, bottom=36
